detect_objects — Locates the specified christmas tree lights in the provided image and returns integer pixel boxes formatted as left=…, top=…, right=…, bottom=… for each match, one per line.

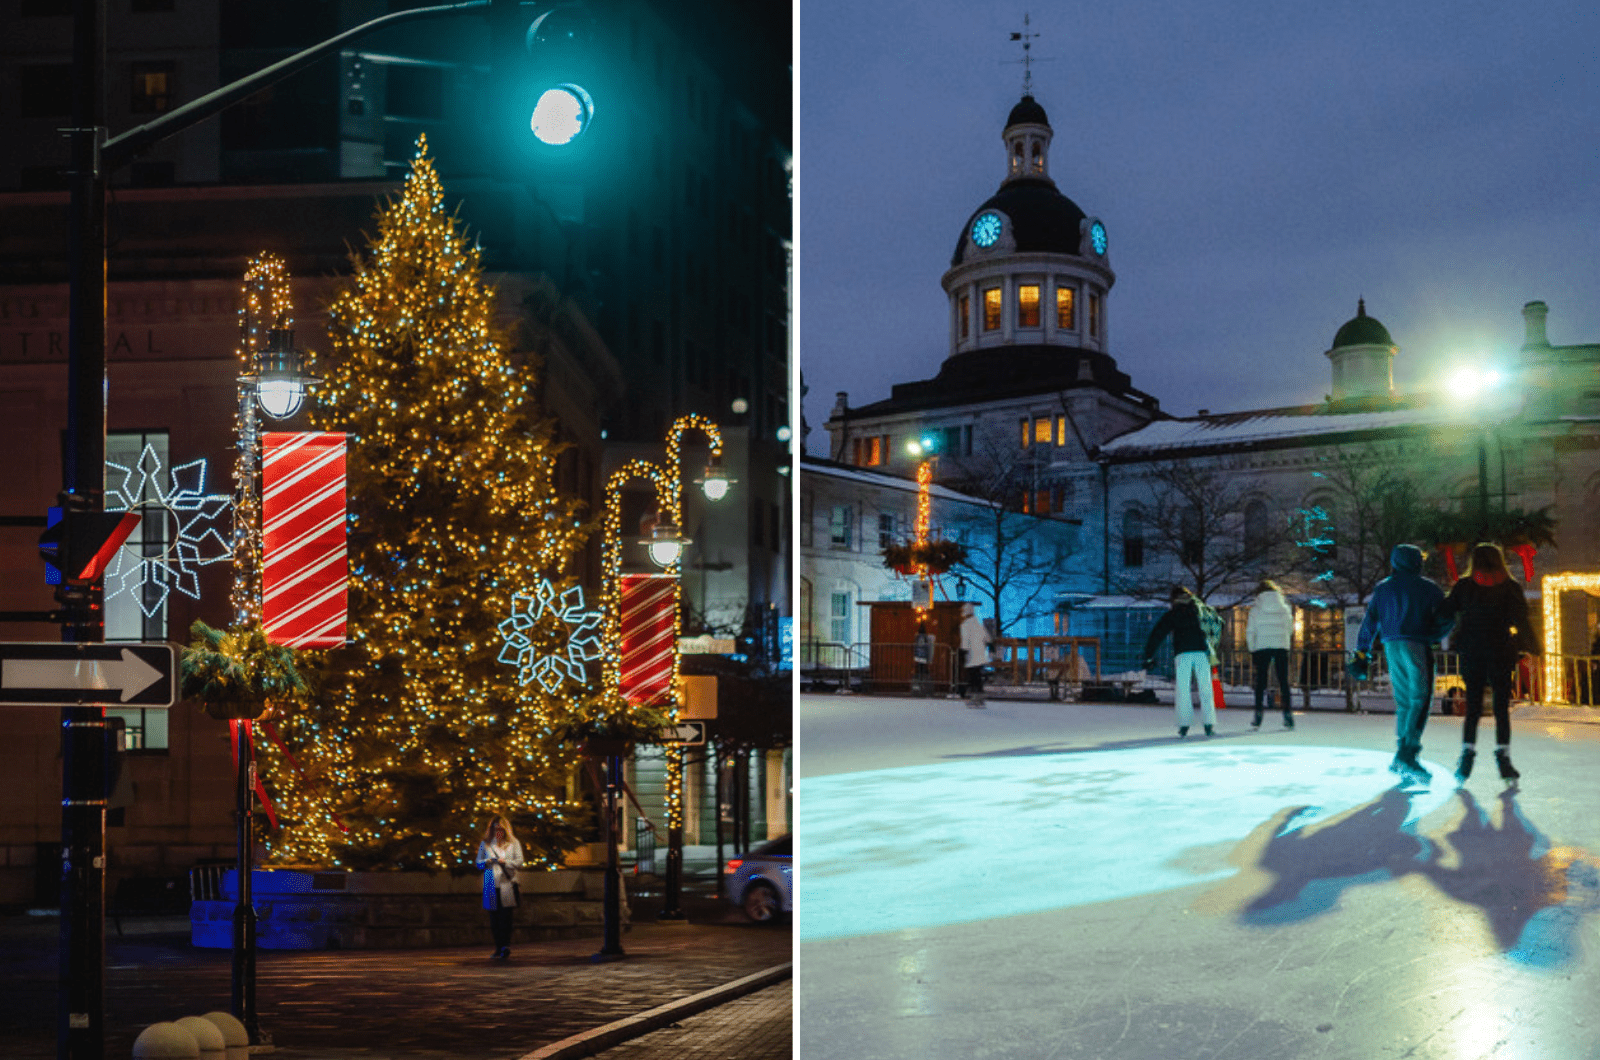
left=261, top=137, right=597, bottom=870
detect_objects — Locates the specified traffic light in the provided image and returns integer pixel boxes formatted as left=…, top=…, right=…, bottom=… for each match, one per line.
left=39, top=505, right=140, bottom=585
left=489, top=0, right=601, bottom=174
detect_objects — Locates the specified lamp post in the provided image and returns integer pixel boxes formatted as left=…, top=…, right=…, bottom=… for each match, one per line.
left=228, top=289, right=316, bottom=1047
left=1445, top=364, right=1516, bottom=542
left=906, top=436, right=939, bottom=613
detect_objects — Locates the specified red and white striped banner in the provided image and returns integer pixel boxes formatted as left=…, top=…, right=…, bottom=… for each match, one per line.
left=262, top=432, right=348, bottom=649
left=619, top=573, right=677, bottom=708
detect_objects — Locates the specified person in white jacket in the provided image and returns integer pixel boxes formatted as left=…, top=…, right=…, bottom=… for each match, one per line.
left=1246, top=580, right=1295, bottom=730
left=958, top=603, right=992, bottom=705
left=476, top=814, right=525, bottom=959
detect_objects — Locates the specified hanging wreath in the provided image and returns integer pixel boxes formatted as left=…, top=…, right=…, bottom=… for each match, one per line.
left=881, top=539, right=969, bottom=577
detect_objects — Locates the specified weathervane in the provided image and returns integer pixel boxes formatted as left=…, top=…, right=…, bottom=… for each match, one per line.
left=1009, top=13, right=1042, bottom=95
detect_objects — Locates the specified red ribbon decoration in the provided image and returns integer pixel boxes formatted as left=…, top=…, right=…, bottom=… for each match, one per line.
left=228, top=720, right=280, bottom=831
left=1508, top=543, right=1537, bottom=583
left=1443, top=546, right=1459, bottom=583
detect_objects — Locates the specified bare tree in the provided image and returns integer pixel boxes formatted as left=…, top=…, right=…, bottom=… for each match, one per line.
left=1116, top=458, right=1290, bottom=605
left=938, top=426, right=1088, bottom=638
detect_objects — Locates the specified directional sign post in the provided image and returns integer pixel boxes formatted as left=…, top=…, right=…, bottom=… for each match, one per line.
left=0, top=643, right=176, bottom=707
left=657, top=721, right=706, bottom=746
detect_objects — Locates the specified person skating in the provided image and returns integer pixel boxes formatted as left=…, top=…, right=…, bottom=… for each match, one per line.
left=1353, top=544, right=1454, bottom=790
left=1436, top=543, right=1538, bottom=784
left=1246, top=579, right=1295, bottom=730
left=957, top=602, right=992, bottom=707
left=1143, top=586, right=1224, bottom=738
left=476, top=814, right=524, bottom=959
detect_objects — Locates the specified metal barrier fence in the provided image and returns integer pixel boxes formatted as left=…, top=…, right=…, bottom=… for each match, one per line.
left=802, top=639, right=1600, bottom=709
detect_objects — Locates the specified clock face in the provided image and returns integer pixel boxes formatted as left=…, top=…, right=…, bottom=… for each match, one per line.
left=971, top=212, right=1002, bottom=248
left=1089, top=220, right=1108, bottom=256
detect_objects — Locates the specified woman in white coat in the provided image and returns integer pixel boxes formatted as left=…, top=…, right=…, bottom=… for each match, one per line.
left=1246, top=580, right=1295, bottom=730
left=476, top=814, right=524, bottom=959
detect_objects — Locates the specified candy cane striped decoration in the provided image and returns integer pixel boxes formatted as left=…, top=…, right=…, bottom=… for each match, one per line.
left=619, top=573, right=677, bottom=707
left=262, top=432, right=348, bottom=648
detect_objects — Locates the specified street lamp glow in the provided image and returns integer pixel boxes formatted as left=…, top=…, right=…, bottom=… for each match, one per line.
left=695, top=452, right=735, bottom=502
left=530, top=84, right=594, bottom=146
left=906, top=440, right=924, bottom=456
left=645, top=522, right=688, bottom=568
left=256, top=377, right=304, bottom=419
left=1448, top=364, right=1502, bottom=402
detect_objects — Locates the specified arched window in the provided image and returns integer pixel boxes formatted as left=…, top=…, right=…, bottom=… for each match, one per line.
left=1122, top=508, right=1145, bottom=568
left=1031, top=140, right=1043, bottom=172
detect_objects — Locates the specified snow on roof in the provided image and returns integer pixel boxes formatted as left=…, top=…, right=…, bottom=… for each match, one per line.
left=800, top=456, right=993, bottom=505
left=1099, top=404, right=1458, bottom=457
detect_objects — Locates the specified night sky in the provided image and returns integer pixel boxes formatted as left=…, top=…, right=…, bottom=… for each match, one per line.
left=798, top=0, right=1600, bottom=454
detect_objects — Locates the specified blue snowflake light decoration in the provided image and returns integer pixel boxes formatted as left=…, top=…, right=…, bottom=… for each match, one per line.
left=497, top=578, right=603, bottom=692
left=104, top=443, right=232, bottom=616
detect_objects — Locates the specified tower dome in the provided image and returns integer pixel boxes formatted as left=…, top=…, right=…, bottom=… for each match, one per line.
left=1325, top=298, right=1397, bottom=405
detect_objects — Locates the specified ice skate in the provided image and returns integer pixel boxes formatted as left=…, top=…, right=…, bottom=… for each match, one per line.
left=1204, top=724, right=1215, bottom=737
left=1177, top=726, right=1188, bottom=739
left=1454, top=746, right=1475, bottom=783
left=1398, top=763, right=1431, bottom=792
left=1249, top=712, right=1263, bottom=731
left=1282, top=715, right=1295, bottom=730
left=1496, top=749, right=1520, bottom=782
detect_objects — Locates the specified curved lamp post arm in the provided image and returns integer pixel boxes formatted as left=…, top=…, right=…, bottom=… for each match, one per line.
left=600, top=460, right=675, bottom=698
left=666, top=413, right=724, bottom=526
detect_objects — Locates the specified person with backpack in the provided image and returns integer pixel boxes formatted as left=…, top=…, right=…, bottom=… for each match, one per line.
left=1143, top=586, right=1224, bottom=738
left=1436, top=542, right=1539, bottom=782
left=1246, top=579, right=1296, bottom=730
left=1352, top=544, right=1455, bottom=789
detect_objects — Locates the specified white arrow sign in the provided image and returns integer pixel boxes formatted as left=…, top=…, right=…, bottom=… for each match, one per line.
left=2, top=648, right=165, bottom=703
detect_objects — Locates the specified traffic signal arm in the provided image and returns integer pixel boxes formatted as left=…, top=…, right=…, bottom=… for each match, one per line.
left=39, top=510, right=140, bottom=585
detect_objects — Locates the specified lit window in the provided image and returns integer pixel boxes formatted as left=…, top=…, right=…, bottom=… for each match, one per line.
left=983, top=288, right=1002, bottom=331
left=1031, top=141, right=1043, bottom=172
left=107, top=707, right=168, bottom=752
left=1020, top=418, right=1030, bottom=448
left=1017, top=284, right=1040, bottom=328
left=958, top=292, right=970, bottom=339
left=1033, top=417, right=1051, bottom=445
left=1056, top=286, right=1075, bottom=329
left=1055, top=415, right=1066, bottom=446
left=130, top=61, right=175, bottom=114
left=105, top=430, right=169, bottom=643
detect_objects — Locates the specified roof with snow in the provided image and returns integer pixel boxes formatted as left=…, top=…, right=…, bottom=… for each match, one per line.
left=1098, top=401, right=1459, bottom=461
left=801, top=455, right=997, bottom=507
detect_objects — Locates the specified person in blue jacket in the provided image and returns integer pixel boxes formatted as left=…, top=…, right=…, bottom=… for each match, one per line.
left=1353, top=544, right=1455, bottom=788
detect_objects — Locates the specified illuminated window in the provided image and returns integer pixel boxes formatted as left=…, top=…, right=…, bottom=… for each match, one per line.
left=1031, top=141, right=1043, bottom=172
left=1017, top=285, right=1040, bottom=328
left=1056, top=415, right=1067, bottom=446
left=983, top=288, right=1002, bottom=331
left=1056, top=286, right=1075, bottom=329
left=130, top=61, right=175, bottom=114
left=958, top=293, right=970, bottom=339
left=1089, top=292, right=1101, bottom=338
left=106, top=430, right=169, bottom=643
left=1033, top=417, right=1052, bottom=445
left=851, top=435, right=884, bottom=467
left=1019, top=418, right=1030, bottom=447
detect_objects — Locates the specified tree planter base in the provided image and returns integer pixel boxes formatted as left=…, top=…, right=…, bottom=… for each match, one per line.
left=191, top=868, right=626, bottom=950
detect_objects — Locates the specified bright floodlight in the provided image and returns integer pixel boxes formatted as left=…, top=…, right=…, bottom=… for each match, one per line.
left=1448, top=364, right=1502, bottom=402
left=906, top=440, right=924, bottom=456
left=530, top=84, right=594, bottom=146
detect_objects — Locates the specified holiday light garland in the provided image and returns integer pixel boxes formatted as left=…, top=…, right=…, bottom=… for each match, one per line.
left=1540, top=573, right=1600, bottom=705
left=232, top=253, right=294, bottom=626
left=103, top=444, right=232, bottom=616
left=259, top=137, right=596, bottom=870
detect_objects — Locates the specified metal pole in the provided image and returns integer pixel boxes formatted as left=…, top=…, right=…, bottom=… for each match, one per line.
left=1477, top=434, right=1490, bottom=541
left=61, top=0, right=108, bottom=1056
left=594, top=755, right=625, bottom=959
left=232, top=724, right=262, bottom=1044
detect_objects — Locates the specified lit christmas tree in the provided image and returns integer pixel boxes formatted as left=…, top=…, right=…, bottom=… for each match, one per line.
left=264, top=137, right=598, bottom=871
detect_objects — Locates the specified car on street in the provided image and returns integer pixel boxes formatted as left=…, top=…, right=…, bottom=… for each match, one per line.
left=726, top=834, right=791, bottom=923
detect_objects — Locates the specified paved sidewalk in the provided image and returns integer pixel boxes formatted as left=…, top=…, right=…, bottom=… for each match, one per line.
left=0, top=910, right=790, bottom=1060
left=578, top=983, right=790, bottom=1060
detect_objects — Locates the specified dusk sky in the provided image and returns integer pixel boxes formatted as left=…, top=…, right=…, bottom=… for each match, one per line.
left=798, top=1, right=1600, bottom=456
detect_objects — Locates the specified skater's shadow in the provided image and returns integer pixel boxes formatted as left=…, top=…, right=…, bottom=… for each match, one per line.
left=1419, top=789, right=1600, bottom=968
left=944, top=734, right=1239, bottom=760
left=1200, top=788, right=1428, bottom=926
left=1201, top=787, right=1600, bottom=966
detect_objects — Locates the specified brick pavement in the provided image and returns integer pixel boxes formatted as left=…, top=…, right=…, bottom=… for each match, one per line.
left=0, top=912, right=791, bottom=1060
left=574, top=983, right=790, bottom=1060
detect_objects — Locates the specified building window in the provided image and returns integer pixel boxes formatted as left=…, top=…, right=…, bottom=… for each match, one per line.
left=1244, top=499, right=1270, bottom=557
left=1033, top=417, right=1052, bottom=445
left=130, top=61, right=176, bottom=114
left=829, top=591, right=853, bottom=644
left=105, top=431, right=170, bottom=642
left=1089, top=292, right=1102, bottom=338
left=1020, top=417, right=1031, bottom=448
left=878, top=513, right=896, bottom=550
left=1055, top=415, right=1067, bottom=447
left=1122, top=508, right=1145, bottom=568
left=107, top=707, right=168, bottom=752
left=958, top=292, right=970, bottom=339
left=1017, top=284, right=1040, bottom=328
left=1023, top=489, right=1051, bottom=514
left=829, top=506, right=854, bottom=549
left=852, top=435, right=884, bottom=467
left=1056, top=285, right=1075, bottom=329
left=983, top=288, right=1002, bottom=331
